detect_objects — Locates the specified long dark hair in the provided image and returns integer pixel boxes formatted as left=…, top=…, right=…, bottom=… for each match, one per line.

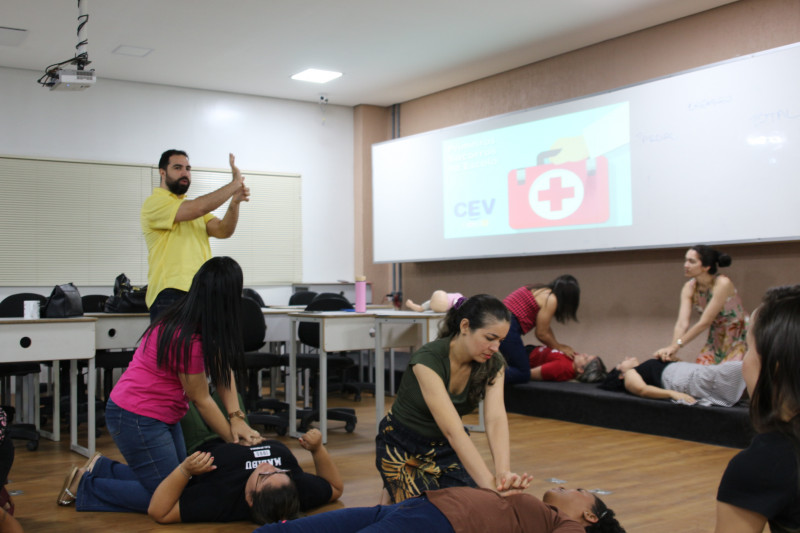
left=438, top=294, right=510, bottom=405
left=690, top=244, right=732, bottom=275
left=749, top=285, right=800, bottom=437
left=586, top=494, right=626, bottom=533
left=530, top=274, right=580, bottom=323
left=147, top=256, right=244, bottom=389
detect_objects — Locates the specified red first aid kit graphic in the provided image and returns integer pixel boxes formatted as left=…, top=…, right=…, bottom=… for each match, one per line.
left=508, top=151, right=609, bottom=230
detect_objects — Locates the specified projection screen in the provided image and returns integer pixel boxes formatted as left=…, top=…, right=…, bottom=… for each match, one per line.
left=372, top=42, right=800, bottom=263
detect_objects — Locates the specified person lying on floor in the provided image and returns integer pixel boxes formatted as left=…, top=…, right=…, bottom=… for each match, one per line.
left=249, top=485, right=625, bottom=533
left=148, top=427, right=342, bottom=524
left=164, top=393, right=343, bottom=523
left=599, top=356, right=745, bottom=406
left=527, top=345, right=608, bottom=383
left=57, top=399, right=342, bottom=524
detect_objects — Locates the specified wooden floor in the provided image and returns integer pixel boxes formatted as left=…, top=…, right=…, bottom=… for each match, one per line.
left=8, top=394, right=740, bottom=533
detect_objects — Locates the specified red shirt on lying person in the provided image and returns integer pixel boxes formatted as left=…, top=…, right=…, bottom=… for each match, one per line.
left=528, top=346, right=576, bottom=382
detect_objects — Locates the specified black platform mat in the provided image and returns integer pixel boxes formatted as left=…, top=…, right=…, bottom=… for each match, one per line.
left=504, top=380, right=754, bottom=449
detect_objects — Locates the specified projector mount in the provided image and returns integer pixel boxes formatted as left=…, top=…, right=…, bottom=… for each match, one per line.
left=37, top=0, right=95, bottom=90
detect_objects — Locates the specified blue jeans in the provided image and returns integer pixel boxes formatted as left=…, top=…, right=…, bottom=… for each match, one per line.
left=75, top=456, right=151, bottom=513
left=149, top=288, right=186, bottom=323
left=499, top=316, right=531, bottom=385
left=105, top=398, right=187, bottom=493
left=252, top=496, right=454, bottom=533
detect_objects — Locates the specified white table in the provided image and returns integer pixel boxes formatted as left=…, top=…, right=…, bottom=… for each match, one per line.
left=0, top=317, right=97, bottom=457
left=87, top=312, right=149, bottom=351
left=85, top=312, right=149, bottom=403
left=286, top=310, right=431, bottom=442
left=262, top=308, right=294, bottom=348
left=287, top=311, right=378, bottom=442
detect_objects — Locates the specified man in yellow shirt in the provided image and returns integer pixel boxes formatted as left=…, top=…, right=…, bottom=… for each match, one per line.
left=141, top=149, right=250, bottom=321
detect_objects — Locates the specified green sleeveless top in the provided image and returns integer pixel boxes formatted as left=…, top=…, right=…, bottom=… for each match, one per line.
left=390, top=337, right=479, bottom=438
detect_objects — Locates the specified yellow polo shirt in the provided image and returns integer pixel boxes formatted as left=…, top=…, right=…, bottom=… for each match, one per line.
left=141, top=188, right=215, bottom=308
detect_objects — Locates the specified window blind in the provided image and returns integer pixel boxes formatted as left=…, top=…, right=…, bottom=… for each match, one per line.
left=0, top=155, right=301, bottom=287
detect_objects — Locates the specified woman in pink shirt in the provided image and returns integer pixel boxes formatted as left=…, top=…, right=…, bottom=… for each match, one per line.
left=101, top=257, right=262, bottom=496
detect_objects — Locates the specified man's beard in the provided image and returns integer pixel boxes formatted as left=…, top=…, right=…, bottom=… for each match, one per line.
left=166, top=178, right=189, bottom=196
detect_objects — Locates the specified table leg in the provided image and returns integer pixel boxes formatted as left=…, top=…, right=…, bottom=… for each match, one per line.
left=69, top=358, right=96, bottom=457
left=288, top=333, right=298, bottom=438
left=40, top=361, right=60, bottom=442
left=389, top=348, right=395, bottom=396
left=374, top=321, right=385, bottom=433
left=319, top=328, right=327, bottom=444
left=465, top=400, right=486, bottom=433
left=88, top=357, right=96, bottom=455
left=70, top=360, right=77, bottom=450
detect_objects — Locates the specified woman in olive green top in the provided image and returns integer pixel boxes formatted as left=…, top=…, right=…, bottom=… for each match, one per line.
left=375, top=294, right=531, bottom=503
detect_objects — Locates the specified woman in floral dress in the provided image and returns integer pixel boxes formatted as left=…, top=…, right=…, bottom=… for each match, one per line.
left=654, top=245, right=747, bottom=365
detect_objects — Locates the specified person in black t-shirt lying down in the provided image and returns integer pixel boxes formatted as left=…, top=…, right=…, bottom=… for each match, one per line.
left=147, top=428, right=342, bottom=525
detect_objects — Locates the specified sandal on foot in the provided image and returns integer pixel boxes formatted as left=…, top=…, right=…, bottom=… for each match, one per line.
left=81, top=451, right=102, bottom=473
left=57, top=466, right=79, bottom=506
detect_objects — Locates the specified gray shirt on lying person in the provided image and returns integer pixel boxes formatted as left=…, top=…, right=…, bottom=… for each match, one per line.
left=660, top=361, right=746, bottom=407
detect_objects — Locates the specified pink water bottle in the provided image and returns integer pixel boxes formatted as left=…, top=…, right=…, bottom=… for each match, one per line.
left=355, top=276, right=367, bottom=313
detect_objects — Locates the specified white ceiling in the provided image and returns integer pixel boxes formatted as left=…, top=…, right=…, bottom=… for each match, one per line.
left=1, top=0, right=737, bottom=107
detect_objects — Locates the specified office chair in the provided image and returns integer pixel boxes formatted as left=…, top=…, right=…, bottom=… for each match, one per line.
left=289, top=292, right=358, bottom=433
left=288, top=290, right=317, bottom=307
left=239, top=296, right=288, bottom=434
left=242, top=288, right=265, bottom=308
left=0, top=293, right=45, bottom=451
left=297, top=293, right=375, bottom=402
left=0, top=293, right=47, bottom=321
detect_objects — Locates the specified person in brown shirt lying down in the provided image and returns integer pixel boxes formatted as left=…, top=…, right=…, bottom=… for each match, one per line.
left=250, top=485, right=625, bottom=533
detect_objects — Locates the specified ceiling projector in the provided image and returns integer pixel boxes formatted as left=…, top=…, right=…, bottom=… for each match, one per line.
left=49, top=68, right=96, bottom=90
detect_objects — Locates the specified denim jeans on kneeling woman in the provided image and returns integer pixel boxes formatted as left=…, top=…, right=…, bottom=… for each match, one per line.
left=75, top=456, right=152, bottom=513
left=104, top=398, right=187, bottom=494
left=499, top=316, right=531, bottom=385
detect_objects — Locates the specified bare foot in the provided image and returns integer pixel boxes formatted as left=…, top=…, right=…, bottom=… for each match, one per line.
left=405, top=299, right=424, bottom=312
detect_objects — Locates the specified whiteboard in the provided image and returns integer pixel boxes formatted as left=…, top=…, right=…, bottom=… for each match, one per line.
left=0, top=156, right=301, bottom=286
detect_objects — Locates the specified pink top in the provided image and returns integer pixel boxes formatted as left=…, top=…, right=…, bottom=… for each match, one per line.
left=109, top=326, right=205, bottom=424
left=503, top=286, right=540, bottom=334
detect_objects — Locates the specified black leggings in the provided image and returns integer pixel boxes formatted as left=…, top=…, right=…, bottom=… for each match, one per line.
left=0, top=437, right=15, bottom=486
